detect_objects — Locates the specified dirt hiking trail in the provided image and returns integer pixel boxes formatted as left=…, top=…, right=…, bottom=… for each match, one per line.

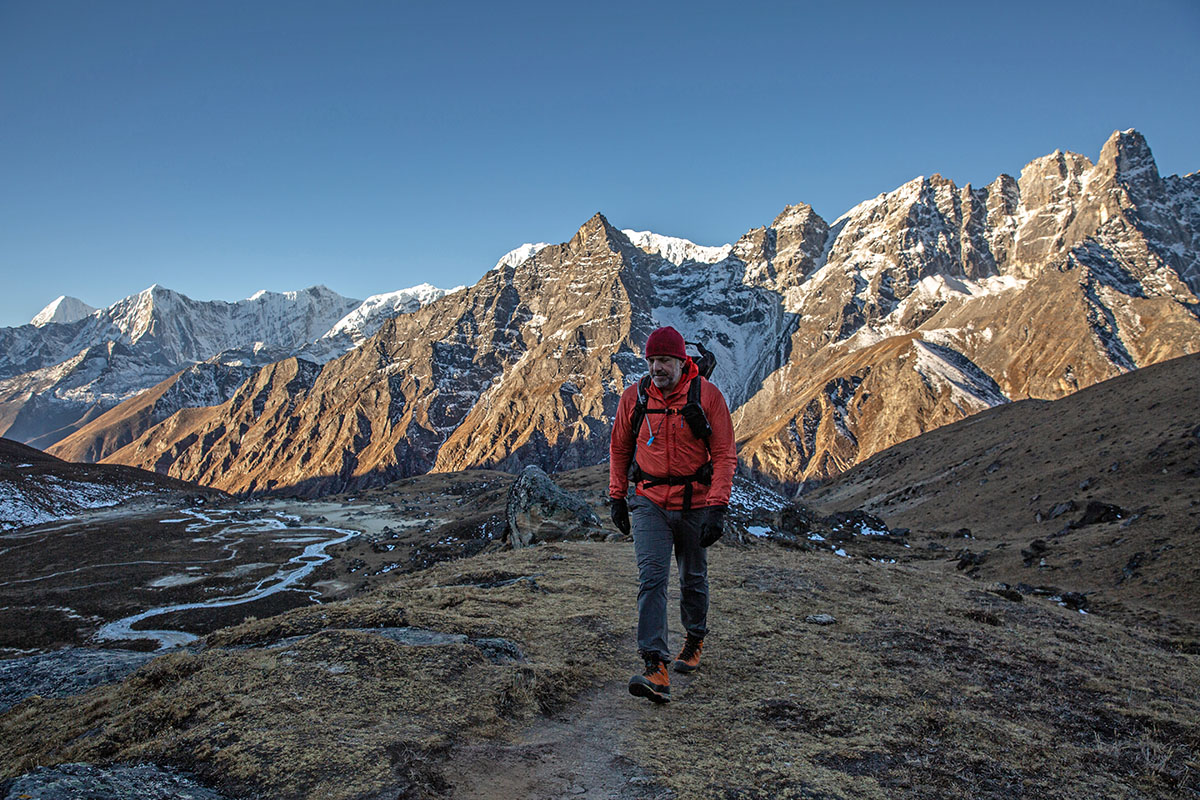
left=450, top=634, right=686, bottom=800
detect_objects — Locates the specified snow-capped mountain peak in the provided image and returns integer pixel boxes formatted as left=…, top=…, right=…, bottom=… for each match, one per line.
left=30, top=296, right=97, bottom=327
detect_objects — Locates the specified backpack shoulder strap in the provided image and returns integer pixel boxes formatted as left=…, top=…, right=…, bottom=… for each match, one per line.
left=629, top=376, right=652, bottom=443
left=680, top=376, right=713, bottom=442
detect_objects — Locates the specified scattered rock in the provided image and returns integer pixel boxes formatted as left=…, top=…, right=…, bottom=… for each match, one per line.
left=1, top=762, right=234, bottom=800
left=369, top=627, right=468, bottom=647
left=1072, top=501, right=1128, bottom=527
left=1121, top=552, right=1147, bottom=582
left=827, top=510, right=889, bottom=535
left=470, top=637, right=526, bottom=664
left=260, top=627, right=527, bottom=665
left=829, top=526, right=854, bottom=544
left=778, top=502, right=823, bottom=535
left=954, top=528, right=973, bottom=538
left=955, top=549, right=987, bottom=571
left=989, top=584, right=1024, bottom=602
left=1045, top=501, right=1077, bottom=520
left=1021, top=540, right=1049, bottom=567
left=805, top=614, right=837, bottom=626
left=1059, top=592, right=1088, bottom=611
left=504, top=465, right=601, bottom=548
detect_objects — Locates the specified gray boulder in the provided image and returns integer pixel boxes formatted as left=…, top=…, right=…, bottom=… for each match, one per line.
left=0, top=648, right=156, bottom=714
left=505, top=465, right=601, bottom=548
left=1, top=762, right=234, bottom=800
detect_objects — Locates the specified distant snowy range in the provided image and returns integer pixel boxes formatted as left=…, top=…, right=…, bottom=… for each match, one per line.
left=0, top=274, right=467, bottom=450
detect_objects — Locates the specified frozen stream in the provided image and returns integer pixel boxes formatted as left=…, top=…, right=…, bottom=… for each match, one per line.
left=94, top=508, right=358, bottom=651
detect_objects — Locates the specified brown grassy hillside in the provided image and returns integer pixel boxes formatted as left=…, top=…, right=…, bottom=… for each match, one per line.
left=805, top=352, right=1200, bottom=635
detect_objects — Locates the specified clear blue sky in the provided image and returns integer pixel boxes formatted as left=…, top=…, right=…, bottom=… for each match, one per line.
left=2, top=0, right=1198, bottom=327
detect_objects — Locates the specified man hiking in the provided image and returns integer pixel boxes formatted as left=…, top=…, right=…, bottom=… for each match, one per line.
left=609, top=326, right=737, bottom=703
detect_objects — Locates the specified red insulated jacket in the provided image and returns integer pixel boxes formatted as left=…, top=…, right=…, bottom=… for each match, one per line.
left=609, top=358, right=737, bottom=510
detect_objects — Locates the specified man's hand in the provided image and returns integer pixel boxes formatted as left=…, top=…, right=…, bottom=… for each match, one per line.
left=699, top=505, right=727, bottom=547
left=611, top=497, right=631, bottom=535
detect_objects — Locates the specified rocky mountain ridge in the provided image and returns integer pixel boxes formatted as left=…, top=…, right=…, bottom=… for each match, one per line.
left=28, top=130, right=1200, bottom=497
left=734, top=129, right=1200, bottom=488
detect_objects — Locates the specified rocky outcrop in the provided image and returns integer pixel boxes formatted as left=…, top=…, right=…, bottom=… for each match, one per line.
left=504, top=465, right=601, bottom=547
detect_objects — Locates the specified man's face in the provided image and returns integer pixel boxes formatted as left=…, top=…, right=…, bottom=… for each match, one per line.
left=647, top=355, right=684, bottom=391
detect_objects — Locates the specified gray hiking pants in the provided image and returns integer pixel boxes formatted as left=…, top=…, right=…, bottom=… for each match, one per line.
left=630, top=495, right=708, bottom=661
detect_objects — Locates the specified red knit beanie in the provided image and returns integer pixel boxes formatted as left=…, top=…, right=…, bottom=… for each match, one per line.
left=645, top=326, right=687, bottom=360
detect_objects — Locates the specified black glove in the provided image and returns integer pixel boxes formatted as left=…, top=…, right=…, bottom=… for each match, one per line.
left=699, top=505, right=727, bottom=547
left=611, top=497, right=630, bottom=535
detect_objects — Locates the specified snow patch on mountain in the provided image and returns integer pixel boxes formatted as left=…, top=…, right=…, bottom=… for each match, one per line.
left=31, top=297, right=97, bottom=327
left=884, top=274, right=1027, bottom=327
left=650, top=254, right=795, bottom=409
left=0, top=475, right=131, bottom=531
left=324, top=284, right=456, bottom=343
left=909, top=340, right=1009, bottom=411
left=495, top=243, right=552, bottom=270
left=623, top=230, right=732, bottom=266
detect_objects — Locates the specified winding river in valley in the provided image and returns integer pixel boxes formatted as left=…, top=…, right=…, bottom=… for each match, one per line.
left=94, top=508, right=359, bottom=650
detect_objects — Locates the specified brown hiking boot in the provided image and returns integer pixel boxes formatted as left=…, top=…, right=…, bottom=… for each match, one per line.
left=672, top=633, right=704, bottom=673
left=628, top=653, right=670, bottom=703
